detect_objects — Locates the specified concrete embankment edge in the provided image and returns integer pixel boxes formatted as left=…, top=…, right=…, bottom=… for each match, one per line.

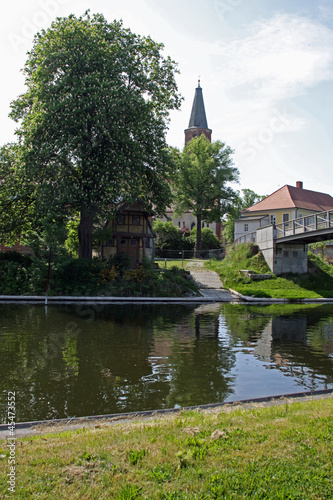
left=0, top=295, right=224, bottom=304
left=229, top=289, right=333, bottom=303
left=2, top=292, right=333, bottom=304
left=1, top=388, right=332, bottom=438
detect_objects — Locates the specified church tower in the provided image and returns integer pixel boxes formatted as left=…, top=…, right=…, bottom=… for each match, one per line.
left=184, top=81, right=212, bottom=144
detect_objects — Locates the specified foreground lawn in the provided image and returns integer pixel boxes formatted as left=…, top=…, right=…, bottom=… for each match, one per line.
left=207, top=244, right=333, bottom=299
left=1, top=397, right=332, bottom=498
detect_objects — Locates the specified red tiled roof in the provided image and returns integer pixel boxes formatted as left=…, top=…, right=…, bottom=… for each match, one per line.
left=242, top=185, right=333, bottom=214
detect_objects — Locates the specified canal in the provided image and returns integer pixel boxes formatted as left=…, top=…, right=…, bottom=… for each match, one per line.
left=0, top=302, right=332, bottom=423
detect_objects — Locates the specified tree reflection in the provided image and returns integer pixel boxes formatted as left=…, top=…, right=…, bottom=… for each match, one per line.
left=0, top=303, right=332, bottom=423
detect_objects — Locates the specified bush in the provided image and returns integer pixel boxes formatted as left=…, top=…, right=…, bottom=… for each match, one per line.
left=0, top=252, right=200, bottom=297
left=153, top=220, right=195, bottom=257
left=59, top=258, right=103, bottom=296
left=0, top=261, right=30, bottom=295
left=190, top=227, right=220, bottom=250
left=0, top=251, right=32, bottom=267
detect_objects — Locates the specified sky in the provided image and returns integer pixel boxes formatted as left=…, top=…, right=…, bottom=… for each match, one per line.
left=1, top=0, right=333, bottom=198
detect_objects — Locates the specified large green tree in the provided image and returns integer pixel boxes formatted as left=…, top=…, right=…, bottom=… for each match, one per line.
left=6, top=12, right=182, bottom=258
left=173, top=135, right=239, bottom=257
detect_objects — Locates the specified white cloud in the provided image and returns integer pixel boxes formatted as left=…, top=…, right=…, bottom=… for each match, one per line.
left=213, top=14, right=333, bottom=99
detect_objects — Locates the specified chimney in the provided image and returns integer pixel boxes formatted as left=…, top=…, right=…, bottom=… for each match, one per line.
left=296, top=181, right=303, bottom=189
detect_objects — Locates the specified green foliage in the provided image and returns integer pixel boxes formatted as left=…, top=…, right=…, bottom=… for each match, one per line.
left=0, top=260, right=30, bottom=295
left=0, top=143, right=36, bottom=243
left=109, top=252, right=132, bottom=273
left=115, top=484, right=142, bottom=500
left=210, top=243, right=269, bottom=286
left=64, top=216, right=80, bottom=257
left=222, top=188, right=264, bottom=244
left=190, top=227, right=220, bottom=249
left=5, top=11, right=182, bottom=258
left=0, top=253, right=199, bottom=297
left=0, top=251, right=32, bottom=267
left=22, top=217, right=68, bottom=260
left=127, top=449, right=147, bottom=465
left=59, top=258, right=103, bottom=296
left=174, top=135, right=238, bottom=221
left=153, top=220, right=195, bottom=257
left=153, top=220, right=180, bottom=249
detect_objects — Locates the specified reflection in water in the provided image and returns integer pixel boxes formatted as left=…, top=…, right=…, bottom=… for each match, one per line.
left=0, top=303, right=332, bottom=423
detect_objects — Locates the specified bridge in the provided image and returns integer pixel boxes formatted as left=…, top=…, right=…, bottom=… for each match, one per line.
left=234, top=209, right=333, bottom=274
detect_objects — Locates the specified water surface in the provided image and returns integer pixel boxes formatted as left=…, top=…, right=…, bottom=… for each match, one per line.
left=0, top=302, right=332, bottom=423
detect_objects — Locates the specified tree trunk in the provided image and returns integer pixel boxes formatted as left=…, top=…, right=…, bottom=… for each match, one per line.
left=195, top=213, right=202, bottom=258
left=78, top=208, right=96, bottom=259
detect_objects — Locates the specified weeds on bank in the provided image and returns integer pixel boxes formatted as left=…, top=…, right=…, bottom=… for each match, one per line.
left=0, top=398, right=332, bottom=498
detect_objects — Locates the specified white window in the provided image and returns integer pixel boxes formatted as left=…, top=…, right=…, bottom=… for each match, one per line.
left=244, top=223, right=249, bottom=232
left=270, top=214, right=276, bottom=225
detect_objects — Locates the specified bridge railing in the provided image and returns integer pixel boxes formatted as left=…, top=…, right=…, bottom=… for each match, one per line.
left=234, top=231, right=257, bottom=245
left=275, top=210, right=333, bottom=239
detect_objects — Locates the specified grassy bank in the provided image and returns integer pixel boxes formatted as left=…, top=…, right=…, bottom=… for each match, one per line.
left=155, top=259, right=208, bottom=270
left=0, top=397, right=332, bottom=498
left=207, top=244, right=333, bottom=299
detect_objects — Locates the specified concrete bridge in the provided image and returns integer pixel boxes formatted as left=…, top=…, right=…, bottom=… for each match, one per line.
left=235, top=210, right=333, bottom=274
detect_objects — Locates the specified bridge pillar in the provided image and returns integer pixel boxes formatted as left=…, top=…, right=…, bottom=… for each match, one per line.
left=256, top=226, right=308, bottom=275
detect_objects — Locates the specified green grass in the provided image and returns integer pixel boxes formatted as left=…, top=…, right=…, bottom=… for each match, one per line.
left=206, top=243, right=333, bottom=299
left=1, top=397, right=332, bottom=498
left=155, top=259, right=208, bottom=270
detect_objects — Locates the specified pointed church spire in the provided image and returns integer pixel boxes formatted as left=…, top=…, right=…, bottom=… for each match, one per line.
left=185, top=82, right=212, bottom=144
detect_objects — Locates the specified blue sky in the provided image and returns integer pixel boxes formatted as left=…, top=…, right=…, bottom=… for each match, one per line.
left=1, top=0, right=333, bottom=197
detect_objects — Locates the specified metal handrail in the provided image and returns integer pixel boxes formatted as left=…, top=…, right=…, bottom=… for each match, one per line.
left=275, top=209, right=333, bottom=239
left=234, top=230, right=257, bottom=245
left=234, top=209, right=333, bottom=245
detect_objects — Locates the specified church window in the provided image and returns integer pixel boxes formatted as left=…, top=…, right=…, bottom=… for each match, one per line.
left=178, top=221, right=181, bottom=227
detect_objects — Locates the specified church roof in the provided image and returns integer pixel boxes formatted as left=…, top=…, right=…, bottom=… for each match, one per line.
left=188, top=83, right=209, bottom=129
left=242, top=184, right=333, bottom=214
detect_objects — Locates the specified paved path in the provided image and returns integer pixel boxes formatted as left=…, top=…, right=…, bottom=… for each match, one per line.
left=189, top=269, right=235, bottom=301
left=190, top=270, right=224, bottom=289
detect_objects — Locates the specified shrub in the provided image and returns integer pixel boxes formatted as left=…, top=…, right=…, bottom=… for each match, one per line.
left=59, top=258, right=103, bottom=296
left=190, top=227, right=220, bottom=249
left=0, top=251, right=32, bottom=267
left=0, top=261, right=29, bottom=295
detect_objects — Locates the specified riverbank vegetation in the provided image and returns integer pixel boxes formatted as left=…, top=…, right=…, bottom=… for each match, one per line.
left=207, top=243, right=333, bottom=299
left=1, top=397, right=332, bottom=498
left=0, top=252, right=199, bottom=297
